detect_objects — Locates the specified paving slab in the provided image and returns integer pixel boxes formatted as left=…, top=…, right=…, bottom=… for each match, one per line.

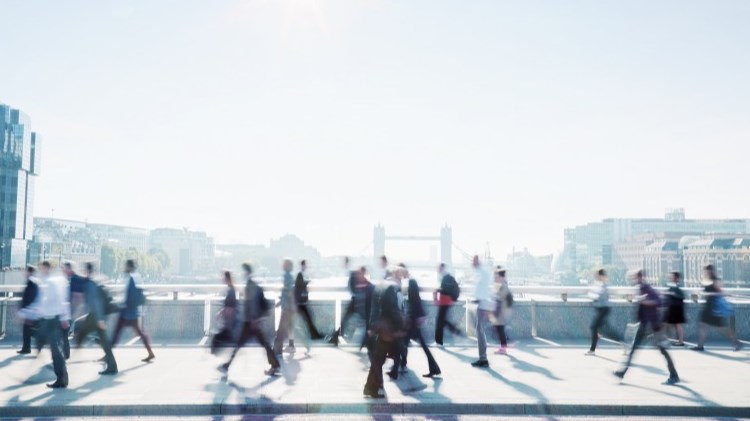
left=0, top=342, right=748, bottom=417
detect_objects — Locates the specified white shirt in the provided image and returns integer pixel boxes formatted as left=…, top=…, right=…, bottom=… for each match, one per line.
left=20, top=275, right=71, bottom=321
left=474, top=265, right=495, bottom=311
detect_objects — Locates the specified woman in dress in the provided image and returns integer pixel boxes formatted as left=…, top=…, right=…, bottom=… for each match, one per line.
left=663, top=271, right=686, bottom=346
left=692, top=264, right=742, bottom=351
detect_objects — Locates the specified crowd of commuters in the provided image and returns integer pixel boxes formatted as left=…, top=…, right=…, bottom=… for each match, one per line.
left=10, top=255, right=744, bottom=394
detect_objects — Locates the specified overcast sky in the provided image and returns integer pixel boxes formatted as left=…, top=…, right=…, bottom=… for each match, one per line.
left=2, top=0, right=749, bottom=262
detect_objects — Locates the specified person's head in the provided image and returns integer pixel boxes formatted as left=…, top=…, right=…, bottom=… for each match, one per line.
left=241, top=262, right=253, bottom=277
left=596, top=268, right=608, bottom=283
left=380, top=255, right=388, bottom=269
left=26, top=264, right=36, bottom=277
left=703, top=264, right=718, bottom=282
left=398, top=262, right=409, bottom=278
left=300, top=259, right=307, bottom=272
left=438, top=263, right=446, bottom=274
left=124, top=259, right=136, bottom=274
left=668, top=271, right=681, bottom=285
left=343, top=256, right=350, bottom=269
left=222, top=270, right=233, bottom=286
left=633, top=269, right=644, bottom=284
left=495, top=267, right=506, bottom=284
left=472, top=255, right=480, bottom=268
left=62, top=261, right=75, bottom=277
left=39, top=260, right=52, bottom=277
left=84, top=262, right=95, bottom=277
left=357, top=266, right=368, bottom=283
left=282, top=258, right=293, bottom=273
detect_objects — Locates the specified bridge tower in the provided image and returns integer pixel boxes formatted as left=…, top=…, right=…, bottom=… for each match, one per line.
left=373, top=223, right=386, bottom=261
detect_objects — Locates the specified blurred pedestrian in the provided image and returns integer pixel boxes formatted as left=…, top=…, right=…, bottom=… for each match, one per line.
left=62, top=261, right=87, bottom=359
left=273, top=259, right=297, bottom=356
left=111, top=259, right=155, bottom=362
left=17, top=265, right=39, bottom=355
left=664, top=271, right=686, bottom=347
left=615, top=270, right=679, bottom=385
left=401, top=265, right=441, bottom=378
left=220, top=263, right=280, bottom=376
left=292, top=260, right=322, bottom=354
left=211, top=270, right=238, bottom=353
left=586, top=268, right=623, bottom=355
left=471, top=255, right=494, bottom=368
left=434, top=263, right=462, bottom=346
left=493, top=267, right=514, bottom=355
left=74, top=262, right=118, bottom=375
left=692, top=264, right=742, bottom=351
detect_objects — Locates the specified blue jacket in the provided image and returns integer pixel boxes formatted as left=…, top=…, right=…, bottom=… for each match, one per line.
left=121, top=276, right=141, bottom=320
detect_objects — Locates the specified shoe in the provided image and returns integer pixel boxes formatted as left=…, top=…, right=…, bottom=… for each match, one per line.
left=585, top=350, right=596, bottom=356
left=218, top=363, right=229, bottom=374
left=399, top=367, right=408, bottom=374
left=99, top=369, right=118, bottom=375
left=690, top=346, right=705, bottom=352
left=422, top=372, right=441, bottom=378
left=142, top=354, right=155, bottom=362
left=265, top=366, right=280, bottom=376
left=16, top=349, right=31, bottom=355
left=327, top=335, right=339, bottom=347
left=386, top=370, right=398, bottom=380
left=613, top=370, right=625, bottom=380
left=495, top=347, right=508, bottom=355
left=46, top=381, right=68, bottom=389
left=471, top=359, right=489, bottom=368
left=363, top=387, right=385, bottom=398
left=673, top=342, right=685, bottom=347
left=734, top=343, right=744, bottom=352
left=664, top=376, right=680, bottom=385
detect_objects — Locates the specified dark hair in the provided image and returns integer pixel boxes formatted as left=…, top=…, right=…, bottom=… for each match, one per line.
left=380, top=255, right=388, bottom=263
left=703, top=264, right=718, bottom=281
left=300, top=259, right=307, bottom=266
left=40, top=261, right=51, bottom=269
left=597, top=268, right=607, bottom=277
left=85, top=262, right=95, bottom=273
left=223, top=270, right=232, bottom=281
left=26, top=265, right=36, bottom=274
left=398, top=262, right=407, bottom=269
left=125, top=259, right=137, bottom=271
left=241, top=262, right=253, bottom=274
left=63, top=261, right=74, bottom=270
left=439, top=263, right=446, bottom=271
left=636, top=269, right=644, bottom=278
left=359, top=266, right=367, bottom=275
left=670, top=271, right=681, bottom=281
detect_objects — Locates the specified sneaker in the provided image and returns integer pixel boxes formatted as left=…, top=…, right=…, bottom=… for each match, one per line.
left=585, top=350, right=596, bottom=356
left=423, top=372, right=441, bottom=378
left=265, top=366, right=280, bottom=376
left=471, top=359, right=489, bottom=368
left=218, top=363, right=229, bottom=374
left=16, top=349, right=31, bottom=355
left=691, top=345, right=705, bottom=352
left=664, top=376, right=680, bottom=385
left=495, top=347, right=508, bottom=355
left=613, top=370, right=625, bottom=380
left=142, top=354, right=155, bottom=363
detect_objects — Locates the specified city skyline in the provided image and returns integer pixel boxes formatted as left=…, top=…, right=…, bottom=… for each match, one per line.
left=2, top=1, right=749, bottom=259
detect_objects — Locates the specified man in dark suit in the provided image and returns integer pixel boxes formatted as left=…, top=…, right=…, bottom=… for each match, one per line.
left=434, top=263, right=462, bottom=345
left=364, top=274, right=405, bottom=398
left=294, top=260, right=322, bottom=341
left=220, top=263, right=281, bottom=376
left=74, top=263, right=118, bottom=375
left=400, top=267, right=441, bottom=378
left=330, top=258, right=373, bottom=349
left=63, top=261, right=88, bottom=359
left=17, top=265, right=39, bottom=354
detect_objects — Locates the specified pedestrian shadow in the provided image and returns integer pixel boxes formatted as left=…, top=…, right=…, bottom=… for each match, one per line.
left=227, top=376, right=281, bottom=402
left=0, top=354, right=27, bottom=370
left=281, top=353, right=308, bottom=385
left=620, top=381, right=720, bottom=406
left=486, top=367, right=549, bottom=405
left=390, top=369, right=428, bottom=394
left=513, top=345, right=550, bottom=360
left=3, top=365, right=56, bottom=390
left=630, top=362, right=667, bottom=377
left=439, top=347, right=476, bottom=363
left=506, top=355, right=562, bottom=381
left=699, top=350, right=750, bottom=363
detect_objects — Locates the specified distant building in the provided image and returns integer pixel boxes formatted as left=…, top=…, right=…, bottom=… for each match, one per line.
left=506, top=248, right=552, bottom=279
left=682, top=236, right=750, bottom=288
left=0, top=103, right=41, bottom=268
left=564, top=209, right=749, bottom=270
left=87, top=223, right=150, bottom=253
left=149, top=228, right=215, bottom=276
left=29, top=218, right=99, bottom=265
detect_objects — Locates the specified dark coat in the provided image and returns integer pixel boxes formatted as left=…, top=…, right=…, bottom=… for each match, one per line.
left=21, top=278, right=38, bottom=308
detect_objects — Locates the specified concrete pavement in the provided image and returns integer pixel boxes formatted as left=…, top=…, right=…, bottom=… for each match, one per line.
left=0, top=341, right=748, bottom=417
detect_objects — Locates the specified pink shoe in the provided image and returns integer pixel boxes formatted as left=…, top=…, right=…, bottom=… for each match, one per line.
left=494, top=347, right=507, bottom=355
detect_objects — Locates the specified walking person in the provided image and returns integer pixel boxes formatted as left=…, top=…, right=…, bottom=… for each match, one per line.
left=401, top=266, right=441, bottom=378
left=386, top=267, right=407, bottom=380
left=211, top=271, right=238, bottom=353
left=492, top=267, right=514, bottom=355
left=664, top=271, right=686, bottom=347
left=62, top=261, right=88, bottom=359
left=471, top=255, right=494, bottom=368
left=273, top=258, right=297, bottom=356
left=74, top=263, right=118, bottom=375
left=220, top=263, right=280, bottom=376
left=692, top=264, right=742, bottom=351
left=434, top=263, right=462, bottom=346
left=293, top=260, right=323, bottom=347
left=586, top=268, right=623, bottom=355
left=615, top=270, right=679, bottom=385
left=329, top=257, right=358, bottom=346
left=111, top=259, right=156, bottom=362
left=330, top=262, right=374, bottom=351
left=17, top=265, right=39, bottom=355
left=363, top=272, right=405, bottom=398
left=18, top=261, right=70, bottom=388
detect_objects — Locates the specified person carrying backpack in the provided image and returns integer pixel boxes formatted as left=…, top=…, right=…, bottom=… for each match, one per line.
left=74, top=262, right=118, bottom=375
left=434, top=263, right=463, bottom=346
left=111, top=259, right=155, bottom=362
left=220, top=263, right=281, bottom=376
left=492, top=267, right=514, bottom=355
left=692, top=264, right=742, bottom=352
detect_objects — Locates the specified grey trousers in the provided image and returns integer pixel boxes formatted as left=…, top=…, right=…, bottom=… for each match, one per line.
left=476, top=309, right=493, bottom=360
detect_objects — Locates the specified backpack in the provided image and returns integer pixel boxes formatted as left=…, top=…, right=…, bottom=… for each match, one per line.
left=713, top=296, right=734, bottom=318
left=443, top=275, right=460, bottom=301
left=294, top=277, right=309, bottom=305
left=506, top=291, right=514, bottom=308
left=99, top=284, right=120, bottom=314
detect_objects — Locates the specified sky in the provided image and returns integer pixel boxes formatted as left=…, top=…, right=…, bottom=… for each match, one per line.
left=1, top=0, right=749, bottom=262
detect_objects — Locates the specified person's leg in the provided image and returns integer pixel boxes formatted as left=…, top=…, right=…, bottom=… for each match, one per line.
left=417, top=328, right=440, bottom=375
left=131, top=319, right=155, bottom=359
left=658, top=342, right=679, bottom=380
left=225, top=322, right=252, bottom=368
left=589, top=308, right=605, bottom=351
left=697, top=322, right=707, bottom=347
left=435, top=306, right=448, bottom=345
left=256, top=327, right=280, bottom=369
left=676, top=324, right=684, bottom=344
left=20, top=322, right=32, bottom=352
left=299, top=305, right=321, bottom=339
left=98, top=325, right=118, bottom=373
left=476, top=310, right=488, bottom=362
left=62, top=323, right=71, bottom=359
left=497, top=325, right=508, bottom=347
left=364, top=337, right=388, bottom=394
left=48, top=320, right=69, bottom=386
left=618, top=324, right=646, bottom=376
left=110, top=316, right=126, bottom=347
left=75, top=315, right=96, bottom=348
left=273, top=310, right=292, bottom=355
left=337, top=300, right=356, bottom=339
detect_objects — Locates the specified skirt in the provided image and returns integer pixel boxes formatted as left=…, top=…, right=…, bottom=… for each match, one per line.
left=700, top=306, right=728, bottom=327
left=664, top=305, right=686, bottom=324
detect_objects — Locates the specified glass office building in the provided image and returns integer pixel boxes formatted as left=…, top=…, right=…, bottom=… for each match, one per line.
left=0, top=103, right=40, bottom=268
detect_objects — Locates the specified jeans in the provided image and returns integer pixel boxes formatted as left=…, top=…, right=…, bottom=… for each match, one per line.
left=402, top=324, right=441, bottom=374
left=75, top=314, right=118, bottom=372
left=620, top=323, right=678, bottom=379
left=590, top=307, right=622, bottom=351
left=39, top=318, right=68, bottom=385
left=476, top=309, right=492, bottom=360
left=435, top=305, right=461, bottom=345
